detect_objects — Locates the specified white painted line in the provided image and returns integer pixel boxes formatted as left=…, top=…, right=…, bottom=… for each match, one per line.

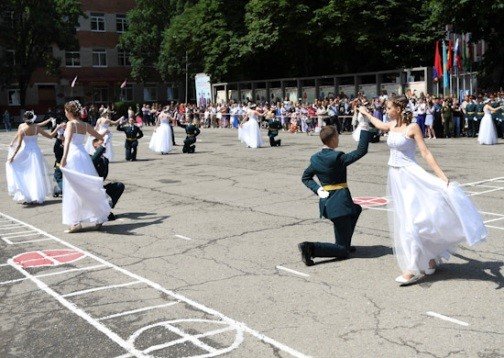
left=1, top=230, right=36, bottom=237
left=0, top=277, right=27, bottom=286
left=461, top=176, right=504, bottom=186
left=174, top=234, right=192, bottom=241
left=98, top=302, right=180, bottom=321
left=36, top=264, right=107, bottom=278
left=4, top=237, right=52, bottom=245
left=426, top=311, right=469, bottom=326
left=62, top=281, right=142, bottom=298
left=469, top=188, right=503, bottom=196
left=2, top=231, right=39, bottom=240
left=276, top=266, right=309, bottom=278
left=480, top=211, right=504, bottom=218
left=8, top=259, right=147, bottom=358
left=0, top=224, right=23, bottom=229
left=146, top=322, right=218, bottom=354
left=486, top=225, right=504, bottom=231
left=0, top=212, right=310, bottom=358
left=363, top=206, right=393, bottom=212
left=483, top=217, right=504, bottom=224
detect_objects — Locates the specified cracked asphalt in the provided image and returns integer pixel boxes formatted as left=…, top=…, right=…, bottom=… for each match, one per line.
left=0, top=126, right=503, bottom=358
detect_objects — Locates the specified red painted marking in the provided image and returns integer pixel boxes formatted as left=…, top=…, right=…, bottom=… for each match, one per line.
left=13, top=250, right=84, bottom=268
left=353, top=196, right=388, bottom=207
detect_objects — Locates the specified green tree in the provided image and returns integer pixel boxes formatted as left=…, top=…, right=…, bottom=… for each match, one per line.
left=120, top=0, right=196, bottom=81
left=0, top=0, right=82, bottom=107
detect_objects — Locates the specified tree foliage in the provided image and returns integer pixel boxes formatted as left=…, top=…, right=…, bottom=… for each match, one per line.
left=122, top=0, right=503, bottom=87
left=0, top=0, right=83, bottom=107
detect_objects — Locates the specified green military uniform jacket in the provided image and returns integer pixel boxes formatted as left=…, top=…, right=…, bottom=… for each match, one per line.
left=475, top=102, right=484, bottom=120
left=267, top=119, right=282, bottom=138
left=302, top=130, right=373, bottom=220
left=465, top=102, right=476, bottom=119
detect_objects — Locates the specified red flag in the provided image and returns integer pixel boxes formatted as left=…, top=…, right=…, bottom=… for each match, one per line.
left=120, top=79, right=127, bottom=88
left=71, top=75, right=78, bottom=88
left=433, top=41, right=443, bottom=80
left=447, top=40, right=453, bottom=72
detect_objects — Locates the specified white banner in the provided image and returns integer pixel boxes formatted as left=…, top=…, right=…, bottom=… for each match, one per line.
left=195, top=73, right=211, bottom=107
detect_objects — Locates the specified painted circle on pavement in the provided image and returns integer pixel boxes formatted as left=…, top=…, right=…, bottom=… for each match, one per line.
left=13, top=249, right=85, bottom=268
left=353, top=196, right=388, bottom=207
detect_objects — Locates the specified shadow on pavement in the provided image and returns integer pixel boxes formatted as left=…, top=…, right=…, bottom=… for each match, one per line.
left=422, top=253, right=503, bottom=289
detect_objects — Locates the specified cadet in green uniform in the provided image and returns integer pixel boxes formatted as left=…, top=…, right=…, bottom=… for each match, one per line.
left=299, top=125, right=373, bottom=265
left=490, top=96, right=503, bottom=138
left=474, top=96, right=485, bottom=137
left=267, top=117, right=282, bottom=146
left=117, top=117, right=143, bottom=161
left=180, top=120, right=200, bottom=153
left=465, top=96, right=477, bottom=137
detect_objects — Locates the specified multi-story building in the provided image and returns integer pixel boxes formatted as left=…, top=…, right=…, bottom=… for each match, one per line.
left=1, top=0, right=177, bottom=115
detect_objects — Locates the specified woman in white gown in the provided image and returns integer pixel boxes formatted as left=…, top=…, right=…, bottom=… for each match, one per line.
left=477, top=101, right=502, bottom=145
left=238, top=104, right=264, bottom=148
left=149, top=111, right=173, bottom=154
left=60, top=101, right=111, bottom=233
left=359, top=95, right=487, bottom=286
left=6, top=111, right=54, bottom=204
left=85, top=109, right=121, bottom=160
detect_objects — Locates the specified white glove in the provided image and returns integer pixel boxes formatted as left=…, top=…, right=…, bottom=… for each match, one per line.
left=50, top=117, right=56, bottom=126
left=317, top=187, right=330, bottom=199
left=357, top=112, right=370, bottom=130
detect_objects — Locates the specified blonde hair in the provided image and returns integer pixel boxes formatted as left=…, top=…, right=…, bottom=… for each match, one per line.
left=64, top=100, right=82, bottom=118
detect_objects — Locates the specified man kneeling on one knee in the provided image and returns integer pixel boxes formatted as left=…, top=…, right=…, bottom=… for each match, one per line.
left=92, top=136, right=125, bottom=221
left=299, top=122, right=373, bottom=265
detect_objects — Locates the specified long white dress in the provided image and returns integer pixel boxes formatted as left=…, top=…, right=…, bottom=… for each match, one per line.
left=61, top=128, right=110, bottom=226
left=85, top=123, right=114, bottom=160
left=477, top=107, right=498, bottom=145
left=387, top=126, right=487, bottom=275
left=5, top=128, right=52, bottom=203
left=149, top=117, right=173, bottom=153
left=238, top=112, right=264, bottom=148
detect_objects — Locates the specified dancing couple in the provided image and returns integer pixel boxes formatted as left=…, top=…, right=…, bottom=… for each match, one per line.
left=300, top=94, right=487, bottom=286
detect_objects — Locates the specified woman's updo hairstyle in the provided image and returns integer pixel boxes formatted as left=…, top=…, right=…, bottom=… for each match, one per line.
left=64, top=100, right=82, bottom=118
left=388, top=94, right=413, bottom=125
left=23, top=110, right=36, bottom=124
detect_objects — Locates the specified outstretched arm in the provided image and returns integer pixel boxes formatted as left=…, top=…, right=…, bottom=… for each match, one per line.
left=359, top=106, right=392, bottom=132
left=340, top=130, right=372, bottom=166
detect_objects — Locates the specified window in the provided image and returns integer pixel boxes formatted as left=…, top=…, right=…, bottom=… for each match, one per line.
left=118, top=49, right=131, bottom=66
left=120, top=84, right=133, bottom=101
left=90, top=13, right=105, bottom=32
left=8, top=89, right=20, bottom=106
left=65, top=51, right=80, bottom=67
left=92, top=49, right=107, bottom=67
left=3, top=11, right=14, bottom=28
left=143, top=86, right=157, bottom=101
left=116, top=14, right=127, bottom=33
left=93, top=87, right=109, bottom=103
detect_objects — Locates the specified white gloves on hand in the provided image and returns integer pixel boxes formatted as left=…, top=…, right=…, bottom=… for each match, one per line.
left=357, top=112, right=370, bottom=130
left=317, top=187, right=330, bottom=199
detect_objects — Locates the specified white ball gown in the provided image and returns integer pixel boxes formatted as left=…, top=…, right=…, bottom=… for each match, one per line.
left=238, top=112, right=264, bottom=148
left=386, top=126, right=487, bottom=275
left=85, top=123, right=114, bottom=160
left=477, top=107, right=498, bottom=145
left=149, top=118, right=173, bottom=153
left=5, top=129, right=52, bottom=203
left=60, top=129, right=110, bottom=226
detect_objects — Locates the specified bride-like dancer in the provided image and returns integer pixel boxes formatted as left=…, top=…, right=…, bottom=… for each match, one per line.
left=85, top=108, right=121, bottom=160
left=238, top=104, right=264, bottom=148
left=60, top=101, right=111, bottom=233
left=149, top=110, right=173, bottom=154
left=359, top=96, right=487, bottom=286
left=6, top=111, right=56, bottom=204
left=477, top=100, right=502, bottom=145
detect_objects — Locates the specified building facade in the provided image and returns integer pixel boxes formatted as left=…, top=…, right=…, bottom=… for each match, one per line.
left=1, top=0, right=177, bottom=115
